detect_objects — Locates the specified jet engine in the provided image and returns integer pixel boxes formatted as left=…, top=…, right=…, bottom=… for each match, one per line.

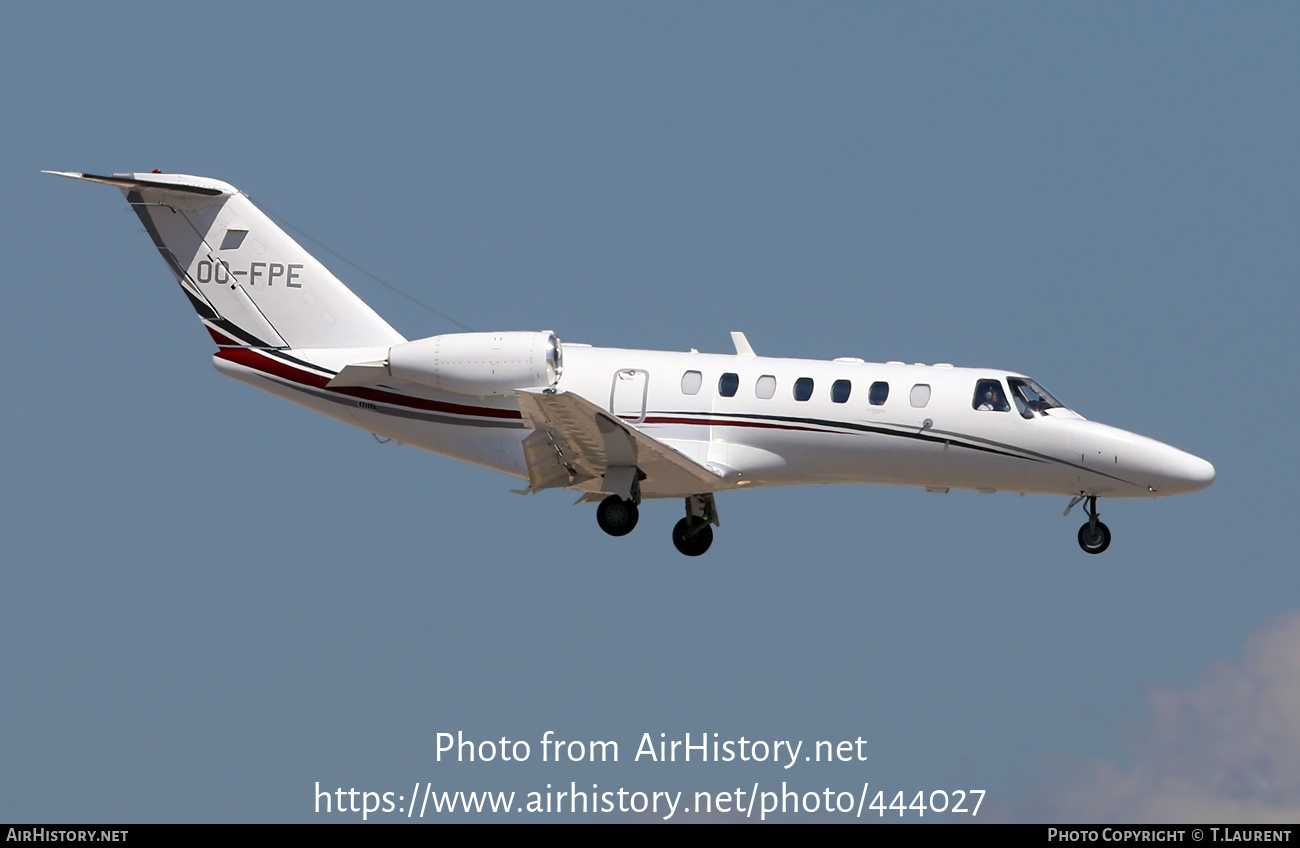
left=329, top=331, right=563, bottom=396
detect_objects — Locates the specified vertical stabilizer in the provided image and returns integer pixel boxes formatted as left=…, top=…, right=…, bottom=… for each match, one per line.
left=46, top=171, right=406, bottom=350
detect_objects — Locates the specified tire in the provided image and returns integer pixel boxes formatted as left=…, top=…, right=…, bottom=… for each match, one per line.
left=596, top=495, right=639, bottom=537
left=1077, top=521, right=1112, bottom=555
left=672, top=517, right=714, bottom=557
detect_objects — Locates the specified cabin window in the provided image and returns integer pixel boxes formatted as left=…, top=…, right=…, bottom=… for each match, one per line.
left=719, top=373, right=739, bottom=398
left=794, top=377, right=814, bottom=401
left=869, top=381, right=889, bottom=406
left=755, top=375, right=777, bottom=399
left=973, top=379, right=1010, bottom=412
left=909, top=384, right=931, bottom=408
left=681, top=370, right=702, bottom=395
left=831, top=379, right=852, bottom=404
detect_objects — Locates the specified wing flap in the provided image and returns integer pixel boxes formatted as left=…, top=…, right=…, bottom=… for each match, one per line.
left=515, top=389, right=724, bottom=498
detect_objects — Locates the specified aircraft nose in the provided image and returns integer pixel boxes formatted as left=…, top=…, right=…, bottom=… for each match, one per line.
left=1156, top=447, right=1215, bottom=494
left=1184, top=454, right=1216, bottom=490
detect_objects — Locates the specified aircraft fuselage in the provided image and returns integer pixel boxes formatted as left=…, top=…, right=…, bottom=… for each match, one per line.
left=213, top=342, right=1214, bottom=501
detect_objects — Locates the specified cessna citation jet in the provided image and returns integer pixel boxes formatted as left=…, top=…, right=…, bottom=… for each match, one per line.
left=48, top=170, right=1215, bottom=556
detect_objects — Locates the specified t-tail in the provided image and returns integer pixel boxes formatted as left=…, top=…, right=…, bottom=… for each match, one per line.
left=44, top=171, right=406, bottom=351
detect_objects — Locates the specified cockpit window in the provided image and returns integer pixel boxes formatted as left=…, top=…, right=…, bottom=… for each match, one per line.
left=973, top=379, right=1010, bottom=412
left=1008, top=377, right=1065, bottom=419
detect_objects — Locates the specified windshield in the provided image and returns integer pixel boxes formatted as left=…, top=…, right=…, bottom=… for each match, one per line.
left=1008, top=377, right=1065, bottom=419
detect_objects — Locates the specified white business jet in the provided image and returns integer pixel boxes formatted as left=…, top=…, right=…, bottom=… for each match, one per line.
left=48, top=170, right=1214, bottom=557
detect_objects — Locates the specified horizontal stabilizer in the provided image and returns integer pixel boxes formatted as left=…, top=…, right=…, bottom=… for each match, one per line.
left=42, top=171, right=230, bottom=197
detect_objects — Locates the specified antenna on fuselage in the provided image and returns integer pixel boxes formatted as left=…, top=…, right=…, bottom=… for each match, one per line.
left=731, top=331, right=756, bottom=357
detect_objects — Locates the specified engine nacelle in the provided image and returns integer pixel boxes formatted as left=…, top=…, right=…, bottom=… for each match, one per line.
left=385, top=331, right=562, bottom=397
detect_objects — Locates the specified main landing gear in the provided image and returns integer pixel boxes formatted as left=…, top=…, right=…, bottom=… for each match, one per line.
left=672, top=517, right=713, bottom=557
left=596, top=495, right=639, bottom=537
left=595, top=491, right=719, bottom=557
left=1066, top=495, right=1111, bottom=555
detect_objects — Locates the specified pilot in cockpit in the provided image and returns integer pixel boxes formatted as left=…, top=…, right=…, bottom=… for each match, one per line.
left=976, top=382, right=1010, bottom=412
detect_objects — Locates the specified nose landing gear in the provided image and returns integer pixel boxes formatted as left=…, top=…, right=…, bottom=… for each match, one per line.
left=1068, top=495, right=1111, bottom=554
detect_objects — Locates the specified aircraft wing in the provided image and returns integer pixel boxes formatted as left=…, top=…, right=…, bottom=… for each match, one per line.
left=515, top=389, right=725, bottom=498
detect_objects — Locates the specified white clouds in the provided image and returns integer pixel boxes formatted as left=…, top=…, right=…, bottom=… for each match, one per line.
left=1041, top=612, right=1300, bottom=823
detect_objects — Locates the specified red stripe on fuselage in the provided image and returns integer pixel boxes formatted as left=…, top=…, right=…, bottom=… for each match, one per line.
left=206, top=325, right=233, bottom=346
left=644, top=416, right=823, bottom=433
left=215, top=347, right=522, bottom=421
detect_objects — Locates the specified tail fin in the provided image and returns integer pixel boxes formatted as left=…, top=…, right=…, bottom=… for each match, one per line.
left=46, top=171, right=406, bottom=350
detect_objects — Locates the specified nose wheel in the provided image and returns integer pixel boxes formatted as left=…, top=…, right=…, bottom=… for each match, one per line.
left=1072, top=495, right=1111, bottom=554
left=596, top=495, right=639, bottom=537
left=1078, top=520, right=1111, bottom=554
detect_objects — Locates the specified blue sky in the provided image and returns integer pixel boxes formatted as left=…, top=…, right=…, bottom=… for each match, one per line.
left=3, top=3, right=1298, bottom=822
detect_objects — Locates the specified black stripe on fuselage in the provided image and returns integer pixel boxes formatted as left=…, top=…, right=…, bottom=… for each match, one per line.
left=648, top=409, right=1136, bottom=486
left=251, top=367, right=526, bottom=430
left=256, top=345, right=340, bottom=378
left=203, top=313, right=279, bottom=348
left=218, top=345, right=525, bottom=429
left=925, top=425, right=1134, bottom=485
left=652, top=410, right=1034, bottom=461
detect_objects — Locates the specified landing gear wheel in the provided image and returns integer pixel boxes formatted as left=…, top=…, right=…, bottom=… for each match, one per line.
left=596, top=495, right=638, bottom=537
left=672, top=517, right=713, bottom=557
left=1077, top=521, right=1111, bottom=555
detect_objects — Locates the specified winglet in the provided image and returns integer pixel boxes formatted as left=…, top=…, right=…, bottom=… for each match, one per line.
left=731, top=331, right=756, bottom=357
